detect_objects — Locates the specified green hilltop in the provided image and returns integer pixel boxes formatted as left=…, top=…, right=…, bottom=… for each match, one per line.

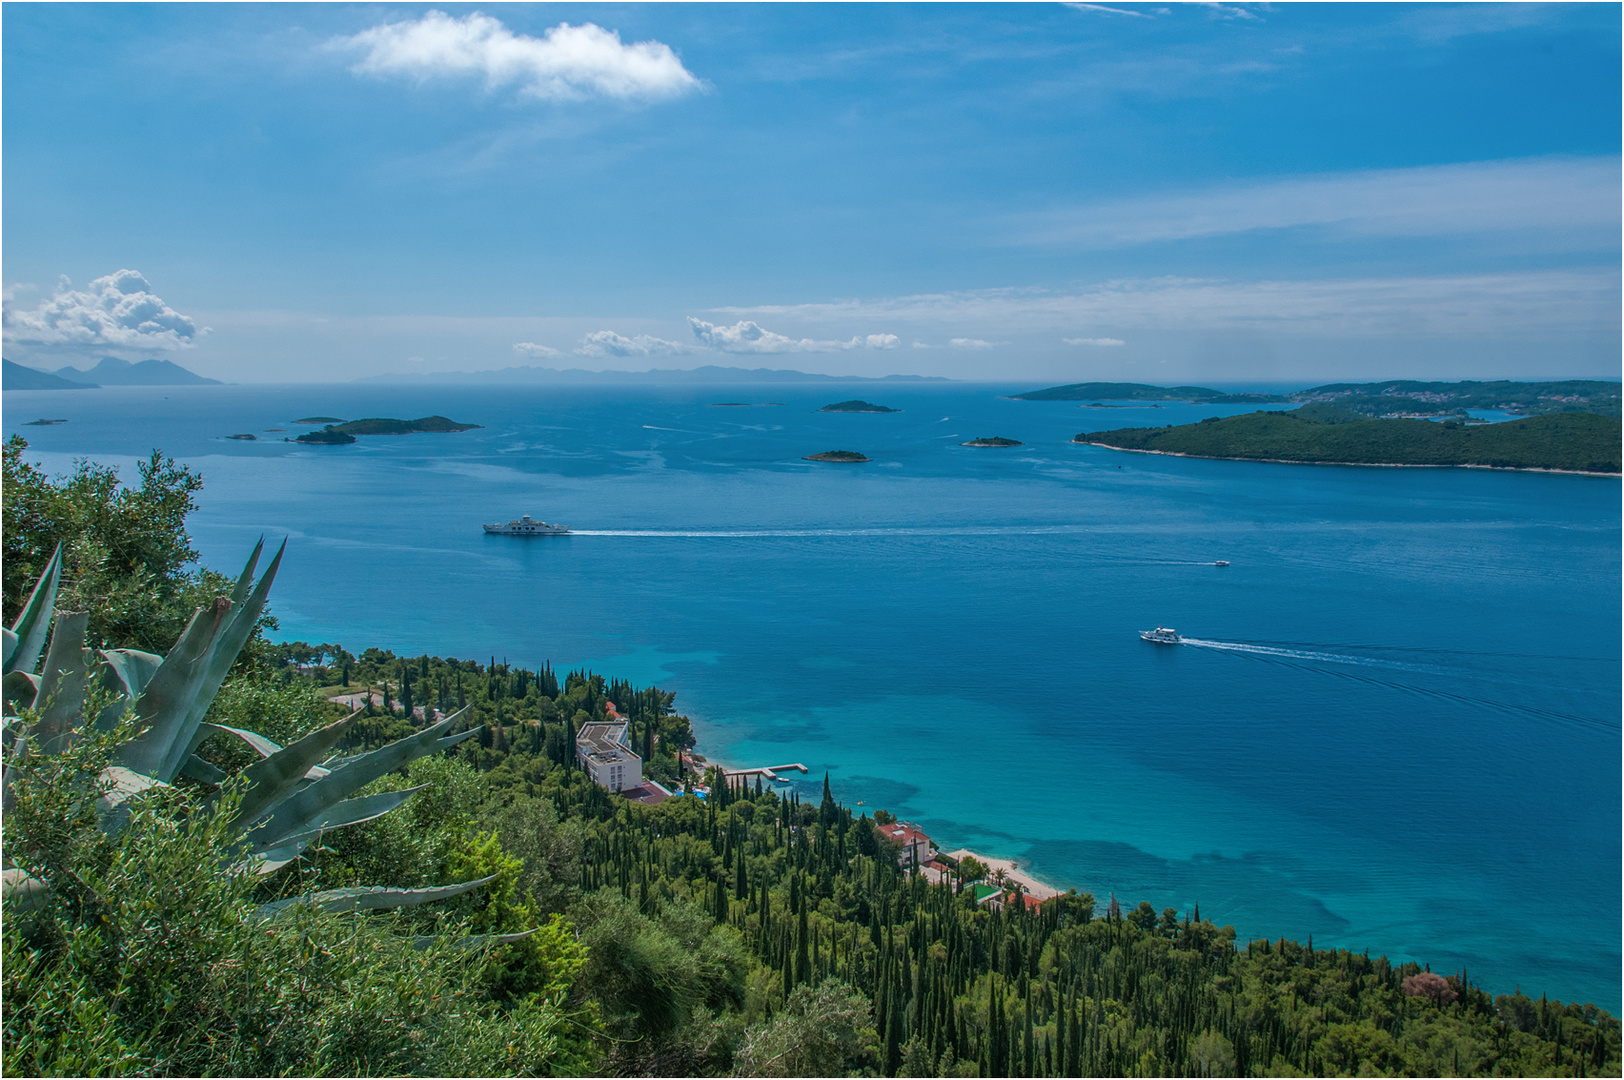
left=1079, top=407, right=1621, bottom=474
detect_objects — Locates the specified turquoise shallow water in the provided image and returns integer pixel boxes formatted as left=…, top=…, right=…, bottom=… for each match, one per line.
left=6, top=382, right=1619, bottom=1009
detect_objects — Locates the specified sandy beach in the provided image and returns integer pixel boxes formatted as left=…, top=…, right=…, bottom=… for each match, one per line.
left=942, top=848, right=1063, bottom=901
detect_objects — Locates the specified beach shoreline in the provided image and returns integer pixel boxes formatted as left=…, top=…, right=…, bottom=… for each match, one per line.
left=941, top=848, right=1064, bottom=900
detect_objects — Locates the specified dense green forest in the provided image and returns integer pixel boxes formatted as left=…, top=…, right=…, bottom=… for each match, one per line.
left=1078, top=407, right=1622, bottom=474
left=4, top=434, right=1620, bottom=1077
left=1011, top=383, right=1285, bottom=404
left=1014, top=379, right=1621, bottom=419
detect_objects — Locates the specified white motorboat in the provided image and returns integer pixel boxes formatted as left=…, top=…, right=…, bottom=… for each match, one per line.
left=1140, top=626, right=1181, bottom=644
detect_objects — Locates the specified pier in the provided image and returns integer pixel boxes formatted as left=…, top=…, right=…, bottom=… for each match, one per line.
left=720, top=762, right=809, bottom=783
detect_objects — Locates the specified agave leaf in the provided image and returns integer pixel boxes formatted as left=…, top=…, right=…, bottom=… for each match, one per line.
left=196, top=721, right=282, bottom=759
left=412, top=927, right=539, bottom=952
left=5, top=544, right=62, bottom=676
left=96, top=766, right=167, bottom=833
left=247, top=840, right=310, bottom=876
left=94, top=649, right=163, bottom=731
left=1, top=629, right=16, bottom=672
left=1, top=867, right=51, bottom=913
left=156, top=541, right=285, bottom=782
left=113, top=598, right=233, bottom=779
left=248, top=786, right=423, bottom=853
left=32, top=612, right=91, bottom=755
left=229, top=537, right=265, bottom=604
left=255, top=875, right=496, bottom=920
left=179, top=754, right=229, bottom=784
left=247, top=709, right=472, bottom=847
left=226, top=709, right=362, bottom=834
left=3, top=670, right=40, bottom=715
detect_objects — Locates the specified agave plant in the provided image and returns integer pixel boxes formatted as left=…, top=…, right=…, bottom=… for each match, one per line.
left=2, top=540, right=499, bottom=922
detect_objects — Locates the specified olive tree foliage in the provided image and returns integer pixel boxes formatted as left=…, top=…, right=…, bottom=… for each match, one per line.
left=731, top=977, right=881, bottom=1078
left=1, top=718, right=585, bottom=1077
left=2, top=436, right=254, bottom=653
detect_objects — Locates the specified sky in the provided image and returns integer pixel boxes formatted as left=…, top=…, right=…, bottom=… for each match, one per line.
left=2, top=2, right=1619, bottom=385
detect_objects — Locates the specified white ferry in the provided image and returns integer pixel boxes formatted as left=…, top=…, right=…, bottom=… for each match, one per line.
left=482, top=514, right=570, bottom=536
left=1140, top=626, right=1181, bottom=644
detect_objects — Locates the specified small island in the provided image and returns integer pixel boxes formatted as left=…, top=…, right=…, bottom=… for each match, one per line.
left=1013, top=382, right=1284, bottom=404
left=1077, top=406, right=1621, bottom=474
left=819, top=400, right=898, bottom=413
left=293, top=416, right=345, bottom=425
left=23, top=418, right=68, bottom=426
left=802, top=450, right=871, bottom=462
left=961, top=436, right=1023, bottom=447
left=292, top=415, right=481, bottom=445
left=224, top=433, right=257, bottom=441
left=709, top=402, right=785, bottom=408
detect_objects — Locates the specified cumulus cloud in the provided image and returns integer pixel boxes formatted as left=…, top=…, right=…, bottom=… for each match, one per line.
left=577, top=330, right=686, bottom=358
left=2, top=270, right=203, bottom=350
left=513, top=341, right=563, bottom=358
left=332, top=10, right=700, bottom=101
left=687, top=317, right=901, bottom=354
left=1065, top=337, right=1126, bottom=346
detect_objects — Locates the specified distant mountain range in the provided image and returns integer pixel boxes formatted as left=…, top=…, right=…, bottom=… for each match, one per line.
left=1015, top=378, right=1621, bottom=418
left=2, top=359, right=94, bottom=390
left=355, top=364, right=951, bottom=385
left=3, top=356, right=220, bottom=389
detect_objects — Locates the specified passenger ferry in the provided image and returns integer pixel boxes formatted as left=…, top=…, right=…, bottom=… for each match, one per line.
left=482, top=514, right=570, bottom=536
left=1140, top=626, right=1181, bottom=644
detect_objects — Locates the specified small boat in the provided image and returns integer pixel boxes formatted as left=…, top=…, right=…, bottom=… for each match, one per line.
left=483, top=514, right=570, bottom=536
left=1214, top=560, right=1230, bottom=567
left=1140, top=626, right=1181, bottom=644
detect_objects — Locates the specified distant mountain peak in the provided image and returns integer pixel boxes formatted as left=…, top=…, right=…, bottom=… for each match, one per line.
left=355, top=363, right=951, bottom=385
left=53, top=357, right=221, bottom=386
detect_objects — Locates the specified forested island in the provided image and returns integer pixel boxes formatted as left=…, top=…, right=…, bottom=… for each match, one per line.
left=1012, top=382, right=1284, bottom=404
left=1079, top=406, right=1622, bottom=474
left=3, top=433, right=1619, bottom=1078
left=821, top=400, right=899, bottom=413
left=961, top=436, right=1023, bottom=447
left=293, top=415, right=481, bottom=445
left=1017, top=379, right=1621, bottom=419
left=804, top=449, right=871, bottom=462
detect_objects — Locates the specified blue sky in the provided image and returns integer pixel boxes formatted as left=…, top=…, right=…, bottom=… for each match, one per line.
left=3, top=2, right=1618, bottom=384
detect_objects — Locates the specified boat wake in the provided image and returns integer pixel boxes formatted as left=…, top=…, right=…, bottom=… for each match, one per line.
left=1180, top=638, right=1616, bottom=731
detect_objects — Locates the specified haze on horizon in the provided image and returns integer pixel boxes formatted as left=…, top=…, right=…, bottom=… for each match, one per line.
left=2, top=3, right=1619, bottom=386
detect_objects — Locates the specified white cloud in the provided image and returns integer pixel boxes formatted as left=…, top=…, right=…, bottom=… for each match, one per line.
left=948, top=338, right=1002, bottom=350
left=2, top=270, right=203, bottom=350
left=687, top=317, right=900, bottom=354
left=1065, top=337, right=1126, bottom=346
left=1064, top=3, right=1154, bottom=17
left=332, top=11, right=700, bottom=102
left=713, top=269, right=1620, bottom=341
left=577, top=330, right=686, bottom=358
left=1019, top=156, right=1621, bottom=248
left=513, top=341, right=563, bottom=358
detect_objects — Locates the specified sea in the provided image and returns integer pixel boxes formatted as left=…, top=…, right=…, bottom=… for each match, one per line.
left=5, top=381, right=1619, bottom=1010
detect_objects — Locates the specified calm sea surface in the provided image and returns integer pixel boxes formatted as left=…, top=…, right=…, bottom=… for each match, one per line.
left=6, top=382, right=1619, bottom=1009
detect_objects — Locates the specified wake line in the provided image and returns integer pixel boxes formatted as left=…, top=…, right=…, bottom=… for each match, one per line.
left=1183, top=638, right=1616, bottom=732
left=1180, top=638, right=1445, bottom=676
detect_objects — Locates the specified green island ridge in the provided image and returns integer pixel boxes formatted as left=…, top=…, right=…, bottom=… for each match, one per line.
left=1017, top=379, right=1621, bottom=419
left=1078, top=406, right=1622, bottom=474
left=293, top=416, right=481, bottom=445
left=820, top=400, right=900, bottom=413
left=961, top=436, right=1023, bottom=447
left=803, top=449, right=871, bottom=462
left=2, top=433, right=1619, bottom=1078
left=293, top=415, right=345, bottom=424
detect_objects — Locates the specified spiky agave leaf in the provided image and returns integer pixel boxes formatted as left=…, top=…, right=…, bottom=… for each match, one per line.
left=114, top=540, right=284, bottom=784
left=30, top=612, right=92, bottom=756
left=254, top=875, right=497, bottom=920
left=413, top=927, right=539, bottom=951
left=224, top=709, right=363, bottom=834
left=241, top=709, right=478, bottom=854
left=93, top=648, right=163, bottom=731
left=241, top=787, right=425, bottom=875
left=4, top=543, right=62, bottom=677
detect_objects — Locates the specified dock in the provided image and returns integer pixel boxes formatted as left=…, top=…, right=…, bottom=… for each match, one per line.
left=720, top=762, right=809, bottom=783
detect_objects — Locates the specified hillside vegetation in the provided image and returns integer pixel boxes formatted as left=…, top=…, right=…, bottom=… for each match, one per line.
left=1079, top=407, right=1621, bottom=474
left=4, top=435, right=1620, bottom=1077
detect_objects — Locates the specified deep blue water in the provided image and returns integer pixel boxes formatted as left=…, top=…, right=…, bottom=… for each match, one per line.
left=6, top=382, right=1619, bottom=1009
